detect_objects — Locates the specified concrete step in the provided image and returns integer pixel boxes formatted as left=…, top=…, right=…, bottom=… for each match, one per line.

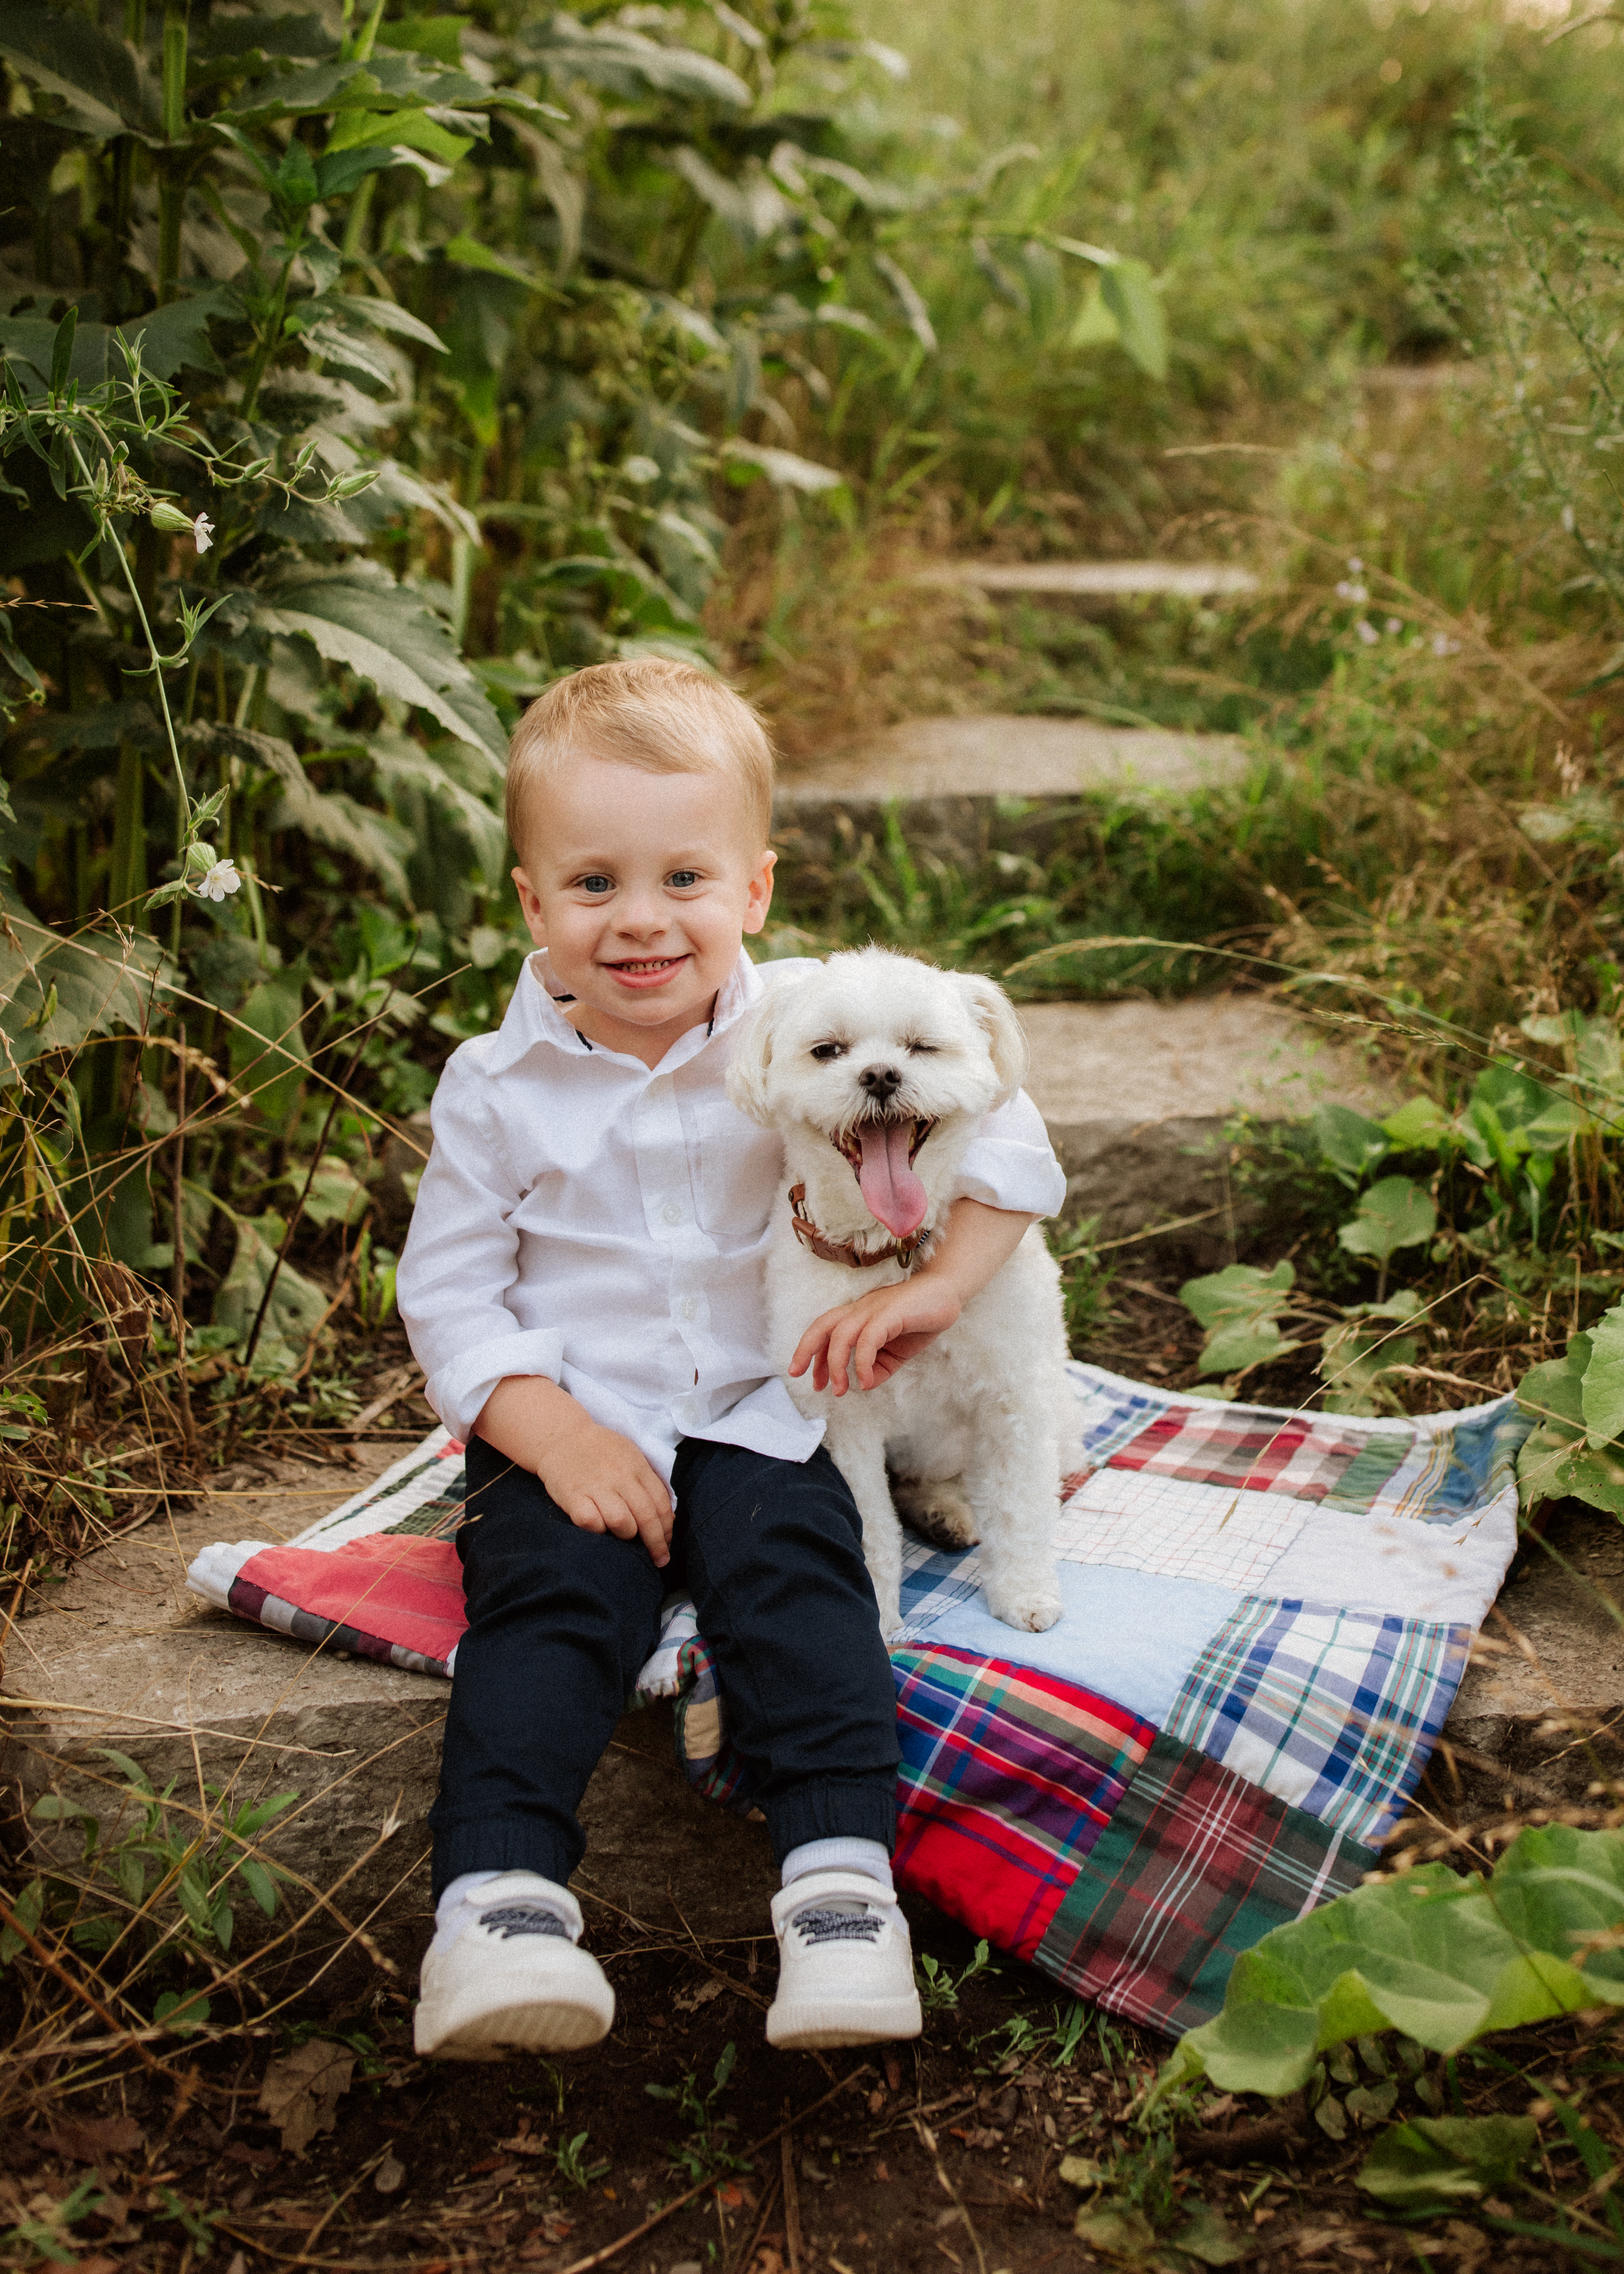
left=773, top=714, right=1251, bottom=870
left=916, top=560, right=1258, bottom=601
left=1016, top=996, right=1392, bottom=1245
left=0, top=1454, right=777, bottom=1985
left=10, top=1435, right=1614, bottom=1977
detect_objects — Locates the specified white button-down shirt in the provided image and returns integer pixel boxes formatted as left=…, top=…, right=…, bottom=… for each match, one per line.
left=396, top=949, right=1067, bottom=1480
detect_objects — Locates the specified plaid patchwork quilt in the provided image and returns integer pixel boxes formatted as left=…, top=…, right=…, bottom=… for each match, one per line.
left=187, top=1362, right=1527, bottom=2036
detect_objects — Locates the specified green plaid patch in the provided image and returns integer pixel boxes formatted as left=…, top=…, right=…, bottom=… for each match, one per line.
left=1033, top=1734, right=1376, bottom=2036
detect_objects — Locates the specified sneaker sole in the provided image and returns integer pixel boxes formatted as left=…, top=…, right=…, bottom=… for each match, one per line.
left=415, top=1982, right=615, bottom=2060
left=765, top=1994, right=923, bottom=2051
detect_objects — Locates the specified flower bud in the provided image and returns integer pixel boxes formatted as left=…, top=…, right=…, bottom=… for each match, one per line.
left=148, top=501, right=195, bottom=533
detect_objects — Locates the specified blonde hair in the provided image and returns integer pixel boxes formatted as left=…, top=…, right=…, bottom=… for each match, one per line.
left=506, top=658, right=775, bottom=860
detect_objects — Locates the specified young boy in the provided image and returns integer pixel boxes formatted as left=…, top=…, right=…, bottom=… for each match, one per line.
left=396, top=658, right=1066, bottom=2059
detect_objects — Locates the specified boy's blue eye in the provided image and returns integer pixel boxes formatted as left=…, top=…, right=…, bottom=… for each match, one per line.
left=578, top=874, right=612, bottom=894
left=668, top=869, right=700, bottom=888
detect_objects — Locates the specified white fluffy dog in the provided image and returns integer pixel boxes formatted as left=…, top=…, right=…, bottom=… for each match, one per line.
left=728, top=947, right=1067, bottom=1638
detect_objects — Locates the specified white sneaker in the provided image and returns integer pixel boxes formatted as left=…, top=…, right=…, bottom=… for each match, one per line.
left=413, top=1874, right=615, bottom=2060
left=765, top=1870, right=923, bottom=2050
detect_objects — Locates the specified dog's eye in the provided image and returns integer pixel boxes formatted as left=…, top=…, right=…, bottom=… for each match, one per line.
left=809, top=1041, right=847, bottom=1062
left=905, top=1041, right=939, bottom=1055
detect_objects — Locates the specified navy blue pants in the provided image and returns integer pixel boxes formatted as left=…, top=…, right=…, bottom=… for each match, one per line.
left=429, top=1433, right=900, bottom=1898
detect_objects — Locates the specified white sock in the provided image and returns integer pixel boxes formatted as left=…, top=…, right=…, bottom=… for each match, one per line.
left=780, top=1838, right=893, bottom=1896
left=429, top=1869, right=578, bottom=1960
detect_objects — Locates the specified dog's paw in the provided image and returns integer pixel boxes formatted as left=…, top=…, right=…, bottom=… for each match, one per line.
left=890, top=1474, right=979, bottom=1553
left=983, top=1585, right=1064, bottom=1634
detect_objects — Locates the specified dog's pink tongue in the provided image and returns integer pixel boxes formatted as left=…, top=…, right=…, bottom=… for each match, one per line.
left=856, top=1122, right=928, bottom=1239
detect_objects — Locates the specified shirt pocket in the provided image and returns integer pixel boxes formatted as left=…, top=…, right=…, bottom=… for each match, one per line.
left=692, top=1099, right=784, bottom=1242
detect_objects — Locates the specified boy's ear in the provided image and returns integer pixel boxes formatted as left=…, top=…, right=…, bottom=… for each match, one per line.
left=726, top=986, right=791, bottom=1122
left=952, top=972, right=1029, bottom=1107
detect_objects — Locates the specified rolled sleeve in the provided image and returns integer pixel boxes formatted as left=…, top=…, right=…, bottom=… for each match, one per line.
left=396, top=1050, right=567, bottom=1443
left=955, top=1088, right=1067, bottom=1218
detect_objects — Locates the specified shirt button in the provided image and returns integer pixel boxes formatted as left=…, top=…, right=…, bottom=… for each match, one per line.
left=661, top=1202, right=682, bottom=1225
left=681, top=1296, right=698, bottom=1320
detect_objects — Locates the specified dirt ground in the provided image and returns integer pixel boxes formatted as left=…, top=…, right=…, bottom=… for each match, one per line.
left=6, top=1875, right=1623, bottom=2273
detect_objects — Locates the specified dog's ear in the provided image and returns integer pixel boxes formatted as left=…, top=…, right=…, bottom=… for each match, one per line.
left=726, top=983, right=794, bottom=1122
left=953, top=972, right=1029, bottom=1106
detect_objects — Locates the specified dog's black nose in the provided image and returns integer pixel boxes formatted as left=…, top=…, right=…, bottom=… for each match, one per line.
left=859, top=1063, right=902, bottom=1102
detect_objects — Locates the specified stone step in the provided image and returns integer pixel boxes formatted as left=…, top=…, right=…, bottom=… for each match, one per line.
left=916, top=560, right=1259, bottom=600
left=773, top=714, right=1251, bottom=870
left=10, top=1437, right=1614, bottom=1977
left=0, top=1455, right=777, bottom=1984
left=1016, top=996, right=1392, bottom=1245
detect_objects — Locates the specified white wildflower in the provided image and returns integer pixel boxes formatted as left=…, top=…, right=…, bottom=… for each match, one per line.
left=621, top=455, right=661, bottom=485
left=193, top=513, right=215, bottom=554
left=1336, top=580, right=1369, bottom=603
left=1385, top=616, right=1402, bottom=635
left=195, top=857, right=241, bottom=903
left=1431, top=632, right=1460, bottom=658
left=1355, top=619, right=1380, bottom=645
left=1347, top=555, right=1364, bottom=573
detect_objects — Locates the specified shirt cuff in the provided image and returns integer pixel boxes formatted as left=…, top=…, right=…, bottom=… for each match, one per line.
left=422, top=1329, right=567, bottom=1445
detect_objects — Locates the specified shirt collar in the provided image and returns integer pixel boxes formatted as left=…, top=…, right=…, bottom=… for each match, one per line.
left=481, top=948, right=765, bottom=1077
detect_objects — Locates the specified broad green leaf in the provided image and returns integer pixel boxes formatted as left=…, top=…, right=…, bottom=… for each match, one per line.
left=378, top=14, right=470, bottom=65
left=125, top=285, right=238, bottom=379
left=218, top=48, right=492, bottom=123
left=523, top=17, right=752, bottom=107
left=231, top=974, right=310, bottom=1125
left=1180, top=1261, right=1298, bottom=1379
left=0, top=894, right=169, bottom=1086
left=1315, top=1102, right=1390, bottom=1185
left=1153, top=1829, right=1624, bottom=2111
left=1580, top=1300, right=1624, bottom=1449
left=1179, top=1259, right=1294, bottom=1330
left=719, top=440, right=846, bottom=493
left=1555, top=1438, right=1624, bottom=1516
left=1099, top=257, right=1168, bottom=382
left=1470, top=1061, right=1589, bottom=1153
left=325, top=292, right=449, bottom=354
left=250, top=562, right=507, bottom=771
left=1171, top=2204, right=1251, bottom=2264
left=1357, top=2115, right=1538, bottom=2211
left=0, top=4, right=164, bottom=142
left=211, top=1211, right=331, bottom=1377
left=1337, top=1176, right=1436, bottom=1266
left=1381, top=1096, right=1454, bottom=1150
left=324, top=105, right=477, bottom=163
left=0, top=315, right=112, bottom=395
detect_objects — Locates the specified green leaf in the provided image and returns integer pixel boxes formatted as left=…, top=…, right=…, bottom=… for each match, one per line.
left=1357, top=2115, right=1538, bottom=2211
left=719, top=440, right=845, bottom=494
left=0, top=4, right=165, bottom=142
left=1337, top=1177, right=1436, bottom=1267
left=1153, top=1827, right=1624, bottom=2111
left=48, top=307, right=78, bottom=399
left=0, top=894, right=170, bottom=1087
left=522, top=17, right=752, bottom=107
left=1470, top=1061, right=1589, bottom=1154
left=210, top=1212, right=330, bottom=1377
left=1316, top=1102, right=1391, bottom=1185
left=1179, top=1261, right=1298, bottom=1377
left=378, top=15, right=470, bottom=65
left=153, top=1988, right=212, bottom=2034
left=1580, top=1301, right=1624, bottom=1450
left=1170, top=2204, right=1250, bottom=2264
left=249, top=562, right=506, bottom=772
left=0, top=1878, right=44, bottom=1966
left=1099, top=257, right=1168, bottom=382
left=1381, top=1096, right=1454, bottom=1151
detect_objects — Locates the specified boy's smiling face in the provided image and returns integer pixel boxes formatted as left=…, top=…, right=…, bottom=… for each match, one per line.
left=511, top=754, right=775, bottom=1066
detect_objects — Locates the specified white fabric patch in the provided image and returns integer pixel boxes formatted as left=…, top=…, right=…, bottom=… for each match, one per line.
left=1055, top=1470, right=1304, bottom=1592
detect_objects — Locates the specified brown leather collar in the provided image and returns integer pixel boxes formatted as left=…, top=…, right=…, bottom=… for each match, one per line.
left=788, top=1183, right=931, bottom=1271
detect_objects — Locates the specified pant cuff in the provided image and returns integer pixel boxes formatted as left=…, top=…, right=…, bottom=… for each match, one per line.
left=764, top=1779, right=896, bottom=1867
left=430, top=1822, right=580, bottom=1903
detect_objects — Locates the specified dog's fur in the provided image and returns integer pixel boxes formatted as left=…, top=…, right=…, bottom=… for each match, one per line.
left=728, top=947, right=1066, bottom=1637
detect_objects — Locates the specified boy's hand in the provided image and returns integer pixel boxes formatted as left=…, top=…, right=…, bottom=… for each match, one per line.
left=787, top=1199, right=1038, bottom=1397
left=537, top=1415, right=676, bottom=1565
left=476, top=1376, right=675, bottom=1566
left=789, top=1275, right=963, bottom=1396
